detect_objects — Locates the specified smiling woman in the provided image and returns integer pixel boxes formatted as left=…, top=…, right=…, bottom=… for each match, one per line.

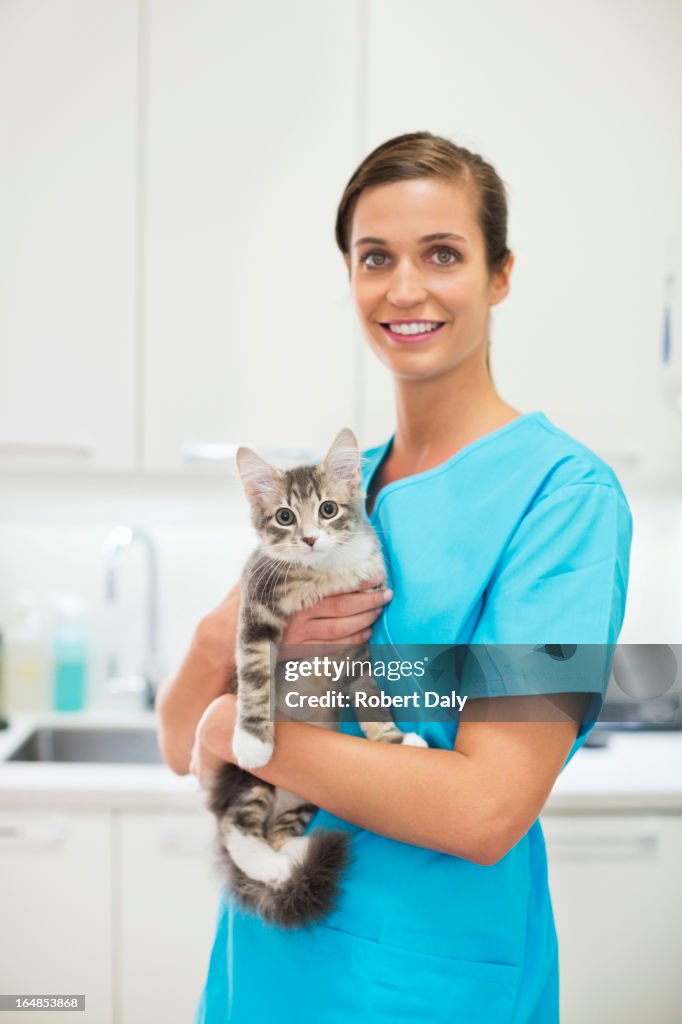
left=336, top=133, right=511, bottom=383
left=345, top=177, right=513, bottom=407
left=159, top=132, right=633, bottom=1024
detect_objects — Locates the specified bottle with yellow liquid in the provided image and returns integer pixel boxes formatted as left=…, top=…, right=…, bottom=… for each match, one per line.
left=4, top=594, right=50, bottom=714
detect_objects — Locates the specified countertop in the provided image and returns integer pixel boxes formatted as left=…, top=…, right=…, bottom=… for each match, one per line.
left=0, top=711, right=681, bottom=813
left=0, top=711, right=204, bottom=810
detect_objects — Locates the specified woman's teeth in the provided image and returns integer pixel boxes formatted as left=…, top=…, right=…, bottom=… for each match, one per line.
left=382, top=321, right=444, bottom=336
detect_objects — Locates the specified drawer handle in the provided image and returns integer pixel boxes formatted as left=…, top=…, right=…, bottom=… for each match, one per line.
left=181, top=442, right=317, bottom=462
left=0, top=442, right=93, bottom=458
left=161, top=821, right=211, bottom=856
left=0, top=822, right=68, bottom=846
left=548, top=833, right=658, bottom=858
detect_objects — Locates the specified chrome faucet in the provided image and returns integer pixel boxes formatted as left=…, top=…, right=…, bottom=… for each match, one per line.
left=103, top=525, right=161, bottom=711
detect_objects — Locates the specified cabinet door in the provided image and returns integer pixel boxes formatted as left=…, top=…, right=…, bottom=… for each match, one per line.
left=0, top=807, right=113, bottom=1024
left=0, top=0, right=137, bottom=470
left=362, top=0, right=682, bottom=478
left=542, top=814, right=682, bottom=1023
left=143, top=0, right=360, bottom=471
left=118, top=809, right=223, bottom=1024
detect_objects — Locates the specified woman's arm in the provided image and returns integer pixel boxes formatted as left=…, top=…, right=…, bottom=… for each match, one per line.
left=156, top=583, right=240, bottom=775
left=193, top=692, right=587, bottom=865
left=157, top=578, right=391, bottom=775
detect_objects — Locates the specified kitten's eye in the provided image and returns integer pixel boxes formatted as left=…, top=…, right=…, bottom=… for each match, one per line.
left=319, top=501, right=338, bottom=520
left=275, top=508, right=295, bottom=526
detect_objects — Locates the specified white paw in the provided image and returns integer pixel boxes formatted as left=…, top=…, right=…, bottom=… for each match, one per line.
left=226, top=829, right=292, bottom=887
left=280, top=835, right=311, bottom=866
left=401, top=732, right=428, bottom=748
left=233, top=728, right=274, bottom=770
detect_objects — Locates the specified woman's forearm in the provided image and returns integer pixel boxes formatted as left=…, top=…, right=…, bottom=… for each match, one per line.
left=244, top=724, right=501, bottom=865
left=156, top=585, right=239, bottom=774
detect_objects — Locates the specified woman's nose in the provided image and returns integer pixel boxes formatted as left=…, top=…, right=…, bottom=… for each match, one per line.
left=385, top=261, right=428, bottom=307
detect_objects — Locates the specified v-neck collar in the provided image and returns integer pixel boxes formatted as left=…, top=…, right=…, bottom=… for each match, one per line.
left=364, top=411, right=546, bottom=520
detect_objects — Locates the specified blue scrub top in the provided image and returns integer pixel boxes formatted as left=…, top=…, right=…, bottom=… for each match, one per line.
left=195, top=410, right=632, bottom=1024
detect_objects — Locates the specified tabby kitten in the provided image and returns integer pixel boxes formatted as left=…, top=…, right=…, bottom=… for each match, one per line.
left=207, top=427, right=426, bottom=928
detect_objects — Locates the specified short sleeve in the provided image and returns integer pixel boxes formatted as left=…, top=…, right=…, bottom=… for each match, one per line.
left=468, top=481, right=633, bottom=761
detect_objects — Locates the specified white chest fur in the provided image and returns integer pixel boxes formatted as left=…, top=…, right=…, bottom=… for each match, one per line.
left=278, top=551, right=386, bottom=615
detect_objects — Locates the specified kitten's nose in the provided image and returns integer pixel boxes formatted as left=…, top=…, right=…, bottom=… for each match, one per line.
left=302, top=536, right=317, bottom=547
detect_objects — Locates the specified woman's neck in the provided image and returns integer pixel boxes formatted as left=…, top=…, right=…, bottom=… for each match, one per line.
left=390, top=360, right=521, bottom=474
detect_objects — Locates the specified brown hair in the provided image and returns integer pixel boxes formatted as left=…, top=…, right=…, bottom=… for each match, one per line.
left=335, top=131, right=511, bottom=375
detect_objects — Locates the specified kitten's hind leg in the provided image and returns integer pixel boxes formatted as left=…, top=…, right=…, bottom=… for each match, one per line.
left=266, top=794, right=318, bottom=867
left=344, top=643, right=428, bottom=748
left=210, top=766, right=292, bottom=887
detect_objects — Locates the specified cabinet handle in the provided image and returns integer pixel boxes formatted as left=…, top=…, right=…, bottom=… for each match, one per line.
left=548, top=833, right=658, bottom=859
left=0, top=821, right=68, bottom=848
left=181, top=442, right=317, bottom=463
left=160, top=819, right=212, bottom=857
left=593, top=448, right=640, bottom=468
left=0, top=442, right=93, bottom=458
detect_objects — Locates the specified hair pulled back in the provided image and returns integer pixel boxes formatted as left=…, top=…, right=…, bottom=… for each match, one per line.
left=335, top=131, right=510, bottom=276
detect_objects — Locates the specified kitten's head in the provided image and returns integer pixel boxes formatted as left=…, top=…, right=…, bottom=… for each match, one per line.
left=236, top=428, right=369, bottom=566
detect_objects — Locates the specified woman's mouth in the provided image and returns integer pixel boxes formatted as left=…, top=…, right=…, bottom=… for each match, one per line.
left=378, top=320, right=447, bottom=344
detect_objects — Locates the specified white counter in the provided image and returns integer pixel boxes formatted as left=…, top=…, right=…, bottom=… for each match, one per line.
left=0, top=712, right=681, bottom=812
left=0, top=711, right=204, bottom=810
left=547, top=731, right=682, bottom=813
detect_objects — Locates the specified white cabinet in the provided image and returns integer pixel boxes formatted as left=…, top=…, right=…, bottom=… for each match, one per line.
left=118, top=808, right=222, bottom=1024
left=361, top=0, right=682, bottom=478
left=0, top=803, right=223, bottom=1024
left=0, top=0, right=138, bottom=471
left=1, top=798, right=681, bottom=1024
left=542, top=814, right=682, bottom=1023
left=142, top=0, right=361, bottom=470
left=0, top=807, right=113, bottom=1024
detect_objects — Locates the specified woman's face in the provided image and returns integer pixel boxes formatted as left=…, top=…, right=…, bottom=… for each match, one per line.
left=344, top=176, right=513, bottom=382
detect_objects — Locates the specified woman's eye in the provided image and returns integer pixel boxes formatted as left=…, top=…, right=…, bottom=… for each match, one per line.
left=430, top=246, right=460, bottom=266
left=359, top=251, right=388, bottom=269
left=275, top=508, right=295, bottom=526
left=319, top=501, right=338, bottom=519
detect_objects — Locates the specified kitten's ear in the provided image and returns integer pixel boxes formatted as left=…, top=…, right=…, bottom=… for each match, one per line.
left=321, top=428, right=361, bottom=487
left=236, top=447, right=284, bottom=506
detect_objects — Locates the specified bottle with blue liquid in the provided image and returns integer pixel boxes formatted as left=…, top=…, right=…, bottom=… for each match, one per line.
left=51, top=595, right=88, bottom=712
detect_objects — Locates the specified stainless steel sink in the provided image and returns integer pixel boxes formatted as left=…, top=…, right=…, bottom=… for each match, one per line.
left=5, top=726, right=165, bottom=764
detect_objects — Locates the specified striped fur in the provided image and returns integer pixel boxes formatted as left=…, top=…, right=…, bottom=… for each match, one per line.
left=206, top=428, right=426, bottom=927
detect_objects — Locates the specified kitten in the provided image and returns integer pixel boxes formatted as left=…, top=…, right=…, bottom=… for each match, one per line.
left=206, top=427, right=426, bottom=928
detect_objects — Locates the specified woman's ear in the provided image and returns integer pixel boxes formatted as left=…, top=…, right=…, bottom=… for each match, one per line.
left=489, top=251, right=514, bottom=307
left=343, top=253, right=351, bottom=278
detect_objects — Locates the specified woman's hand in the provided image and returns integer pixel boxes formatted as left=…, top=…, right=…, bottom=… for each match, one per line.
left=281, top=576, right=392, bottom=647
left=189, top=692, right=237, bottom=787
left=184, top=577, right=392, bottom=783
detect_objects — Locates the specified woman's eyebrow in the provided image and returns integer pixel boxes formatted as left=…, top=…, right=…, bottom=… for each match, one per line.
left=354, top=232, right=468, bottom=247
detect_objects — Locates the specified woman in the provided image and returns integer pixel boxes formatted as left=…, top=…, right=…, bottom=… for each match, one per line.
left=157, top=132, right=632, bottom=1023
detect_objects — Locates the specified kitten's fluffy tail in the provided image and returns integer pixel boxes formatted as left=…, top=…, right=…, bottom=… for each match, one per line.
left=220, top=829, right=351, bottom=929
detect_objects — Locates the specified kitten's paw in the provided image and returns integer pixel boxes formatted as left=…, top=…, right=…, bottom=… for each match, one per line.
left=232, top=728, right=274, bottom=770
left=401, top=732, right=428, bottom=748
left=226, top=830, right=292, bottom=887
left=280, top=835, right=311, bottom=866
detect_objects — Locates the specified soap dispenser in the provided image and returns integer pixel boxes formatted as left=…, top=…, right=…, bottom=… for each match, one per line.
left=51, top=594, right=88, bottom=712
left=4, top=593, right=51, bottom=712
